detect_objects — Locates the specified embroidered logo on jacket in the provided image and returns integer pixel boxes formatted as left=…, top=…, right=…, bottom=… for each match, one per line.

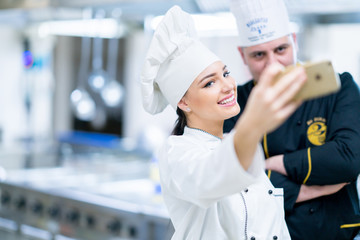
left=307, top=117, right=327, bottom=146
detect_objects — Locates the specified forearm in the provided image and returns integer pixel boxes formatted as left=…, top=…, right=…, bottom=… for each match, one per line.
left=296, top=184, right=321, bottom=203
left=295, top=182, right=348, bottom=203
left=233, top=116, right=263, bottom=170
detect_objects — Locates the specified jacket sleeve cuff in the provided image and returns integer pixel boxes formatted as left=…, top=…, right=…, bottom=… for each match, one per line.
left=283, top=148, right=310, bottom=184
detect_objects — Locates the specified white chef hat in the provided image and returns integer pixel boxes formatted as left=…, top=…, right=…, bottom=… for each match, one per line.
left=141, top=5, right=220, bottom=114
left=230, top=0, right=292, bottom=47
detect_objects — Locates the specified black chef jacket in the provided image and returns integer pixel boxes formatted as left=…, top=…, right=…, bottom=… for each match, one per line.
left=224, top=72, right=360, bottom=240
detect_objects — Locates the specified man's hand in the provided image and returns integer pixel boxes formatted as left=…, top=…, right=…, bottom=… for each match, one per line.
left=265, top=154, right=287, bottom=176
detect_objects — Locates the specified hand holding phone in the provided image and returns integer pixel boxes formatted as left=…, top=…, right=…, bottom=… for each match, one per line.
left=275, top=60, right=341, bottom=101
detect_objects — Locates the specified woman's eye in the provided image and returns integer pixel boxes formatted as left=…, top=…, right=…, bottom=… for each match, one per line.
left=223, top=71, right=230, bottom=78
left=204, top=81, right=214, bottom=88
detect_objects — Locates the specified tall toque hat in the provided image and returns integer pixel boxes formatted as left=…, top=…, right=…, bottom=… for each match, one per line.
left=230, top=0, right=292, bottom=47
left=141, top=5, right=220, bottom=114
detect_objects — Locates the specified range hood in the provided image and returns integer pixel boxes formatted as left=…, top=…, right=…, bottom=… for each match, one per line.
left=0, top=0, right=49, bottom=9
left=2, top=0, right=360, bottom=14
left=0, top=0, right=201, bottom=27
left=1, top=0, right=360, bottom=27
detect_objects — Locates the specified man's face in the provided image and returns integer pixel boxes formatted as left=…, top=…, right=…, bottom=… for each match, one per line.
left=239, top=34, right=297, bottom=82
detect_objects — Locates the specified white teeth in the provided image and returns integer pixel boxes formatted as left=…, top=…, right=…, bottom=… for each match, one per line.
left=219, top=95, right=234, bottom=104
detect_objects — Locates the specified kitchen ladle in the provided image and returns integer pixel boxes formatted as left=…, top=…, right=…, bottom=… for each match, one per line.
left=88, top=9, right=109, bottom=93
left=101, top=37, right=124, bottom=107
left=70, top=9, right=96, bottom=121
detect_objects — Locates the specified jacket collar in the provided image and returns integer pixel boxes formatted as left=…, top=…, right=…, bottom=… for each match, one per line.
left=184, top=126, right=222, bottom=142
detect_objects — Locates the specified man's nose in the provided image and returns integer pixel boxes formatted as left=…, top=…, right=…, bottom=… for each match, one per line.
left=265, top=53, right=279, bottom=66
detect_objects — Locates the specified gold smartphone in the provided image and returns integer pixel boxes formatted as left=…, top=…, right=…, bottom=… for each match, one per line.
left=275, top=60, right=341, bottom=101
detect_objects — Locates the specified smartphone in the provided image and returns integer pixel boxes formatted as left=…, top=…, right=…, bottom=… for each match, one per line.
left=275, top=60, right=341, bottom=101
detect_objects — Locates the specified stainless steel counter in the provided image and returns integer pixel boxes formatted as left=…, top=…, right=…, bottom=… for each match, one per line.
left=0, top=156, right=173, bottom=240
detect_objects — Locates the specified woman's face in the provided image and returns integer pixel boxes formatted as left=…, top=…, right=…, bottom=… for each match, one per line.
left=179, top=61, right=240, bottom=126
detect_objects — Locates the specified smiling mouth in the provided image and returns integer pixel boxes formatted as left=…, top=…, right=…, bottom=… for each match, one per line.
left=218, top=95, right=235, bottom=105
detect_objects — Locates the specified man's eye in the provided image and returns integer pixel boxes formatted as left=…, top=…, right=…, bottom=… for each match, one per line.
left=253, top=52, right=264, bottom=58
left=276, top=46, right=286, bottom=53
left=223, top=71, right=231, bottom=77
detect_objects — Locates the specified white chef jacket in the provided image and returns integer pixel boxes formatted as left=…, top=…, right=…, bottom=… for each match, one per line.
left=158, top=127, right=291, bottom=240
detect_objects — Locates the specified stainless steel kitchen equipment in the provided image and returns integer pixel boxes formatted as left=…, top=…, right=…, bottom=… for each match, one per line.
left=101, top=36, right=124, bottom=108
left=0, top=149, right=173, bottom=240
left=70, top=9, right=96, bottom=122
left=88, top=9, right=110, bottom=93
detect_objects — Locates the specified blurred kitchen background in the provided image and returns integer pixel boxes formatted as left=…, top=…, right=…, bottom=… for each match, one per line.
left=0, top=0, right=360, bottom=239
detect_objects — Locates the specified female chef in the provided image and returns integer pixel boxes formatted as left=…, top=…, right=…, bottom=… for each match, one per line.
left=141, top=5, right=307, bottom=240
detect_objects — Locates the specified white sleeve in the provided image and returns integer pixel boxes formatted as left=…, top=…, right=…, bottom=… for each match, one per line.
left=160, top=131, right=265, bottom=208
left=247, top=143, right=266, bottom=177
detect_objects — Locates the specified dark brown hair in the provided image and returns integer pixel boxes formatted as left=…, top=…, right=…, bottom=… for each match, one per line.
left=172, top=107, right=187, bottom=135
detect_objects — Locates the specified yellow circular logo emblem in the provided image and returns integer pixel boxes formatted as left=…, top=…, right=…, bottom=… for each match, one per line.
left=307, top=122, right=327, bottom=146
